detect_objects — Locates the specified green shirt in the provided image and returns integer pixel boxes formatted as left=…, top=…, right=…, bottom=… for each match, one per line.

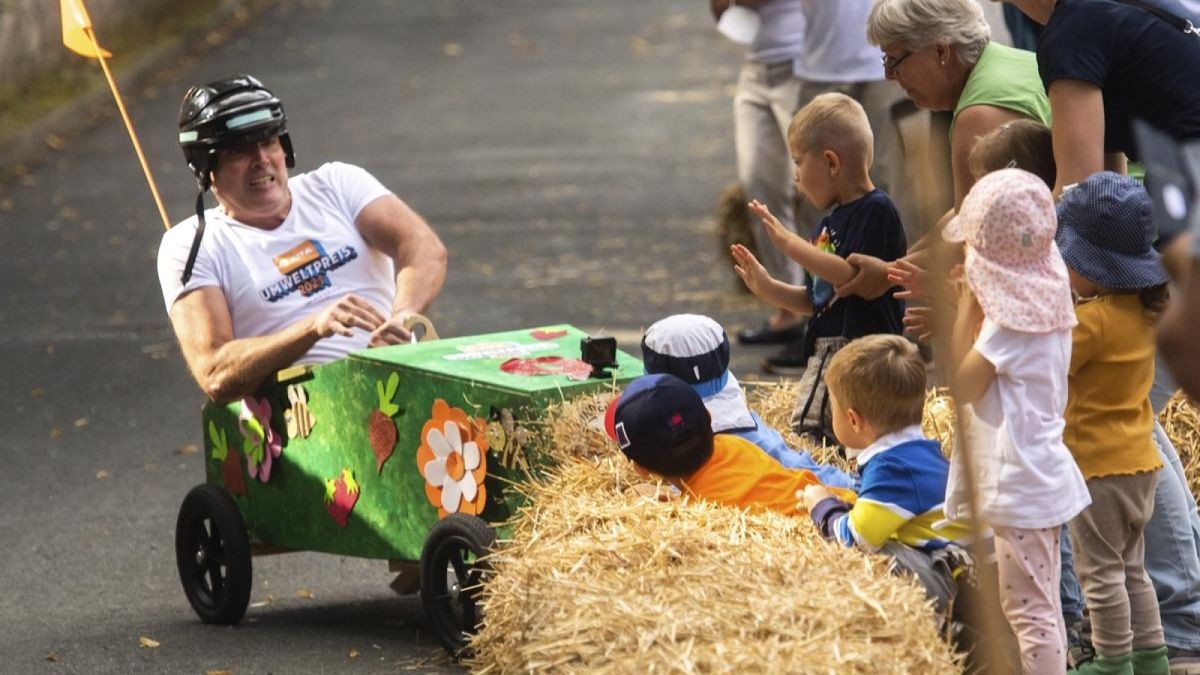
left=951, top=42, right=1051, bottom=139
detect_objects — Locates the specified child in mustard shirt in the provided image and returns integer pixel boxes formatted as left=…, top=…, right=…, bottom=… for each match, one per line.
left=1056, top=172, right=1172, bottom=675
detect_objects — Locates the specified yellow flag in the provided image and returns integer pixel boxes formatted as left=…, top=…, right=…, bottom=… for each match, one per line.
left=61, top=0, right=112, bottom=58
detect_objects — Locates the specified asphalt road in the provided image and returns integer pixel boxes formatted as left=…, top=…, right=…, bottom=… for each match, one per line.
left=0, top=0, right=778, bottom=672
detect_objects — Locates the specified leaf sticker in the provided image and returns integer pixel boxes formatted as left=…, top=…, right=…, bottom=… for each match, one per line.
left=208, top=421, right=228, bottom=462
left=377, top=372, right=400, bottom=416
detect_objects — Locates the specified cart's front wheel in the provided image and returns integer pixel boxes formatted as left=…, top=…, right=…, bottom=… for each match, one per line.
left=175, top=484, right=252, bottom=625
left=419, top=514, right=495, bottom=658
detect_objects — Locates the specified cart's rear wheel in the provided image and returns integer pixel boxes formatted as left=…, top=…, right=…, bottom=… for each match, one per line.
left=419, top=514, right=495, bottom=658
left=175, top=484, right=252, bottom=625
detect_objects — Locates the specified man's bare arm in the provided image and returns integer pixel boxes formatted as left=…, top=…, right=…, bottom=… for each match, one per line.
left=1048, top=79, right=1106, bottom=195
left=355, top=195, right=448, bottom=346
left=169, top=286, right=386, bottom=404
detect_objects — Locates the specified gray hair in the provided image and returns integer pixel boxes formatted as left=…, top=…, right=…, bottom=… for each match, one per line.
left=866, top=0, right=992, bottom=67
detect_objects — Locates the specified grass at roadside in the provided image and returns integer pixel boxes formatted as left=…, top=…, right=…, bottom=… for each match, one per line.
left=0, top=0, right=268, bottom=145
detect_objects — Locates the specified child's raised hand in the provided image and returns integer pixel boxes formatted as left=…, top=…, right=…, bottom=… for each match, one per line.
left=731, top=243, right=773, bottom=298
left=748, top=199, right=788, bottom=246
left=888, top=258, right=931, bottom=301
left=799, top=484, right=834, bottom=513
left=903, top=306, right=935, bottom=342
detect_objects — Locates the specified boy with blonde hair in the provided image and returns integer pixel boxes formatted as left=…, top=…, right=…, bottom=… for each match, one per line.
left=732, top=93, right=906, bottom=440
left=800, top=335, right=974, bottom=553
left=800, top=334, right=1012, bottom=671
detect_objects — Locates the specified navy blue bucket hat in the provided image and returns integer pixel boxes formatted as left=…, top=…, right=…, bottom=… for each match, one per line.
left=1056, top=172, right=1169, bottom=290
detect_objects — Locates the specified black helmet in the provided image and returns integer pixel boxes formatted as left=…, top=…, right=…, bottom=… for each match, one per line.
left=175, top=75, right=296, bottom=285
left=177, top=74, right=295, bottom=190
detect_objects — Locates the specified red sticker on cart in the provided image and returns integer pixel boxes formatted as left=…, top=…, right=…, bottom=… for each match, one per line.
left=500, top=356, right=593, bottom=381
left=530, top=328, right=568, bottom=340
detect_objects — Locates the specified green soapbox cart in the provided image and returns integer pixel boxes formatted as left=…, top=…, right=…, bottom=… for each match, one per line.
left=173, top=323, right=640, bottom=655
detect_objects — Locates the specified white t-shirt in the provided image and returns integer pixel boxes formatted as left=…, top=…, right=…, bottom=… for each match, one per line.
left=749, top=0, right=806, bottom=65
left=944, top=319, right=1091, bottom=529
left=792, top=0, right=884, bottom=83
left=158, top=161, right=395, bottom=365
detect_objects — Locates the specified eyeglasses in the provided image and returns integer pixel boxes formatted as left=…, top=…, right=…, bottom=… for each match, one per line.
left=881, top=51, right=913, bottom=74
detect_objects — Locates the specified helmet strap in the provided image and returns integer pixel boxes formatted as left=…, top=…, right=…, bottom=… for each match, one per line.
left=180, top=191, right=207, bottom=284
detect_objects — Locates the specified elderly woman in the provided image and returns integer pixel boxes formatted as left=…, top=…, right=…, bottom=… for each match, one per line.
left=836, top=0, right=1050, bottom=299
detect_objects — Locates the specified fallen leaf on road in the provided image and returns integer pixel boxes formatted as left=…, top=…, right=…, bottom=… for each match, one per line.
left=249, top=594, right=274, bottom=608
left=74, top=418, right=89, bottom=427
left=96, top=470, right=111, bottom=480
left=45, top=134, right=65, bottom=151
left=138, top=636, right=160, bottom=649
left=442, top=42, right=462, bottom=57
left=206, top=670, right=233, bottom=675
left=46, top=652, right=57, bottom=662
left=349, top=649, right=360, bottom=659
left=31, top=387, right=43, bottom=397
left=296, top=587, right=313, bottom=599
left=175, top=444, right=200, bottom=456
left=50, top=428, right=63, bottom=439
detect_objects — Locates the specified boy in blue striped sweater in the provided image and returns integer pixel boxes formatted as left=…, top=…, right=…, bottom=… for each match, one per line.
left=801, top=334, right=1010, bottom=667
left=800, top=334, right=974, bottom=553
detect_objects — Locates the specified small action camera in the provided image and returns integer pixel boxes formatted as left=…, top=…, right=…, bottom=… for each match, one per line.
left=580, top=336, right=618, bottom=378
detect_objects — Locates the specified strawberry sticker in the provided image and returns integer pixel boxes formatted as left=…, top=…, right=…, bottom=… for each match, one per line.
left=324, top=469, right=359, bottom=528
left=368, top=373, right=401, bottom=473
left=208, top=421, right=246, bottom=497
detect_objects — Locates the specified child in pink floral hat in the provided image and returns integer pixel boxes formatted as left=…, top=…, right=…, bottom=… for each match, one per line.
left=942, top=168, right=1091, bottom=675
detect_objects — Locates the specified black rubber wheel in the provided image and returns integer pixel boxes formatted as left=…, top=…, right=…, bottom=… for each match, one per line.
left=175, top=484, right=252, bottom=625
left=419, top=514, right=496, bottom=658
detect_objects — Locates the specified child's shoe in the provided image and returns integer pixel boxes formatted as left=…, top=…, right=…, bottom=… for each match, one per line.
left=1069, top=652, right=1133, bottom=675
left=1129, top=646, right=1168, bottom=675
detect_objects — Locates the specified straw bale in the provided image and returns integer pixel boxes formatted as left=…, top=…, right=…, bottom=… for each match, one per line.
left=1160, top=391, right=1200, bottom=499
left=470, top=392, right=962, bottom=674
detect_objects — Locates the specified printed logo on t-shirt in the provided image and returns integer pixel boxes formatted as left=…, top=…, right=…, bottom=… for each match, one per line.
left=809, top=226, right=839, bottom=312
left=261, top=240, right=358, bottom=302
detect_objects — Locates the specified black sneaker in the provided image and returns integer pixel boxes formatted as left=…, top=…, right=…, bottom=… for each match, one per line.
left=736, top=320, right=806, bottom=345
left=761, top=340, right=808, bottom=375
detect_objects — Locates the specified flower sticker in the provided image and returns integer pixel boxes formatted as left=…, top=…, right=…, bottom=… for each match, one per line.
left=416, top=400, right=488, bottom=518
left=239, top=396, right=282, bottom=483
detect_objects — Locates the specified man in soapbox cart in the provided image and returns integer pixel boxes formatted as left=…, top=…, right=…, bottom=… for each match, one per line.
left=157, top=74, right=641, bottom=656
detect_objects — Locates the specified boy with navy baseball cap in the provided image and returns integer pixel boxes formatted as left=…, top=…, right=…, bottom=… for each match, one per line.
left=609, top=373, right=854, bottom=516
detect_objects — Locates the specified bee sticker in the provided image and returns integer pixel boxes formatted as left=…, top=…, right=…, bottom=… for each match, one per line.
left=285, top=384, right=315, bottom=439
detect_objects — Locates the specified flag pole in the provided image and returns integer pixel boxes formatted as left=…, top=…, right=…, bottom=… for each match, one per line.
left=80, top=25, right=173, bottom=231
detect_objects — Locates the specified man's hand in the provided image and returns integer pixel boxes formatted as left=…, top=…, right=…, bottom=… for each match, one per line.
left=312, top=294, right=388, bottom=339
left=799, top=484, right=834, bottom=513
left=835, top=253, right=894, bottom=300
left=368, top=310, right=421, bottom=346
left=731, top=243, right=774, bottom=298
